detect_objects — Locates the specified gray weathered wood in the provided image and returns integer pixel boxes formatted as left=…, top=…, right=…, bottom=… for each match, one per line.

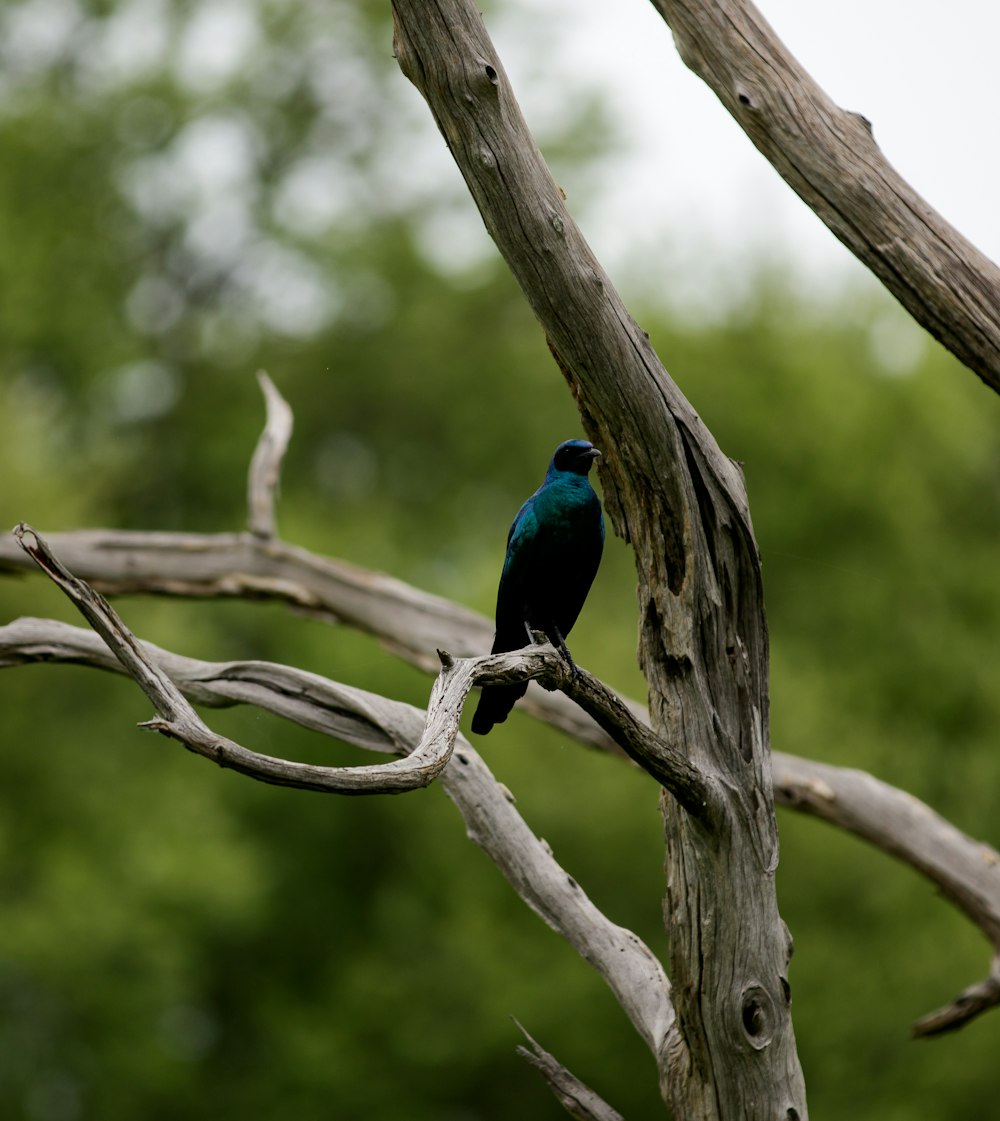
left=0, top=526, right=618, bottom=749
left=7, top=612, right=1000, bottom=1037
left=13, top=524, right=461, bottom=795
left=390, top=1, right=804, bottom=1115
left=514, top=1019, right=625, bottom=1121
left=247, top=370, right=293, bottom=539
left=649, top=0, right=1000, bottom=395
left=0, top=613, right=677, bottom=1059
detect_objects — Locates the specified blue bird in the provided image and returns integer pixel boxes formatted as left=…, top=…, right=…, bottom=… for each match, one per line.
left=471, top=439, right=604, bottom=736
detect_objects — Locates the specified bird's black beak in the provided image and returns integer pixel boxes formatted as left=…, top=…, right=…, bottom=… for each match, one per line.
left=583, top=447, right=602, bottom=462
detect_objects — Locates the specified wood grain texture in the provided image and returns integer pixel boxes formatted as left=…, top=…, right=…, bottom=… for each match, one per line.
left=0, top=614, right=677, bottom=1059
left=0, top=525, right=638, bottom=754
left=7, top=610, right=1000, bottom=1035
left=650, top=0, right=1000, bottom=394
left=390, top=2, right=804, bottom=1115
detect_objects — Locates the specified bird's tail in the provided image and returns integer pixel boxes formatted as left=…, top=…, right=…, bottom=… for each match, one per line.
left=470, top=681, right=528, bottom=736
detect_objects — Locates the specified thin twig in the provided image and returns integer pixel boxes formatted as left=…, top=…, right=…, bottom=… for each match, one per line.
left=513, top=1019, right=624, bottom=1121
left=912, top=958, right=1000, bottom=1038
left=247, top=370, right=293, bottom=539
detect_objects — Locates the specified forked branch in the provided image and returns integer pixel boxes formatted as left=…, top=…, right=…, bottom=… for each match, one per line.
left=6, top=361, right=1000, bottom=1033
left=13, top=523, right=459, bottom=795
left=0, top=613, right=678, bottom=1062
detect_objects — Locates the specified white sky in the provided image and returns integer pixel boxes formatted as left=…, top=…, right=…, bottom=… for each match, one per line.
left=12, top=0, right=994, bottom=318
left=500, top=0, right=1000, bottom=295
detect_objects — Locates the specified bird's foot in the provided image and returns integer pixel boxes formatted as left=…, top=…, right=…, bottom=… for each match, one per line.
left=551, top=627, right=579, bottom=686
left=525, top=625, right=576, bottom=690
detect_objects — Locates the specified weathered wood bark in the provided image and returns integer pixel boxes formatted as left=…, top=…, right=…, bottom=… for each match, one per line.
left=649, top=0, right=1000, bottom=396
left=8, top=608, right=1000, bottom=1039
left=0, top=613, right=677, bottom=1069
left=390, top=1, right=805, bottom=1116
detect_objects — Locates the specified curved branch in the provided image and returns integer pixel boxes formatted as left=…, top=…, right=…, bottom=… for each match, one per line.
left=7, top=523, right=1000, bottom=1028
left=0, top=525, right=617, bottom=750
left=11, top=516, right=718, bottom=817
left=772, top=754, right=1000, bottom=944
left=649, top=0, right=1000, bottom=394
left=773, top=752, right=1000, bottom=1034
left=0, top=614, right=678, bottom=1061
left=13, top=524, right=456, bottom=795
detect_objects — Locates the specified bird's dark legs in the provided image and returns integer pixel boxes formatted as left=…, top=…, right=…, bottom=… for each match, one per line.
left=524, top=620, right=578, bottom=681
left=551, top=626, right=577, bottom=677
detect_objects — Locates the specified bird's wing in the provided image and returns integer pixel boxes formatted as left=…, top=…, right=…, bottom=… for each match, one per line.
left=492, top=496, right=543, bottom=650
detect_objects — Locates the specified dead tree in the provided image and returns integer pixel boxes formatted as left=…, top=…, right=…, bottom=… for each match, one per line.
left=4, top=2, right=1000, bottom=1118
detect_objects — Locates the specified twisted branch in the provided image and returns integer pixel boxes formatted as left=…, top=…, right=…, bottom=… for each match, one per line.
left=13, top=523, right=459, bottom=795
left=5, top=367, right=1000, bottom=1032
left=0, top=612, right=677, bottom=1058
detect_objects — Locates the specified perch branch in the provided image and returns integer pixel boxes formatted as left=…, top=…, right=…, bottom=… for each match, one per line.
left=6, top=521, right=1000, bottom=1026
left=247, top=370, right=293, bottom=539
left=0, top=525, right=629, bottom=754
left=13, top=524, right=457, bottom=794
left=513, top=1019, right=624, bottom=1121
left=649, top=0, right=1000, bottom=394
left=437, top=638, right=718, bottom=822
left=0, top=613, right=677, bottom=1060
left=10, top=515, right=716, bottom=816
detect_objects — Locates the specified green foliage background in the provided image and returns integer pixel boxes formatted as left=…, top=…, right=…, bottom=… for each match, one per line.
left=1, top=2, right=999, bottom=1118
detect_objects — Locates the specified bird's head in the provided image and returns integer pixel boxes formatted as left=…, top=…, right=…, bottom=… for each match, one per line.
left=549, top=439, right=601, bottom=477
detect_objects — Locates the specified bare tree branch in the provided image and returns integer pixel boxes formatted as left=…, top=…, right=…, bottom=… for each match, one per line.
left=0, top=613, right=678, bottom=1062
left=13, top=524, right=460, bottom=794
left=0, top=526, right=624, bottom=752
left=648, top=0, right=1000, bottom=395
left=12, top=516, right=717, bottom=819
left=513, top=1019, right=625, bottom=1121
left=912, top=957, right=1000, bottom=1039
left=247, top=370, right=293, bottom=539
left=773, top=753, right=1000, bottom=1034
left=772, top=755, right=1000, bottom=944
left=0, top=527, right=490, bottom=673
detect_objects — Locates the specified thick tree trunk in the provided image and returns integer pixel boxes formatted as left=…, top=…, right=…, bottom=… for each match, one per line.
left=390, top=1, right=806, bottom=1115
